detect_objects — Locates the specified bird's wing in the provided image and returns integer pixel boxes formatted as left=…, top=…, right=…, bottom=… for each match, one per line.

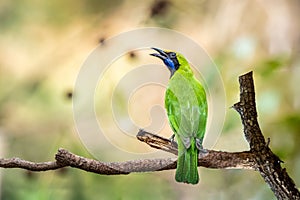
left=165, top=75, right=208, bottom=149
left=165, top=88, right=200, bottom=149
left=191, top=77, right=208, bottom=139
left=165, top=88, right=180, bottom=134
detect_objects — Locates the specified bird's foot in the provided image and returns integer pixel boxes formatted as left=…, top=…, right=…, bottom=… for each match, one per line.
left=169, top=134, right=177, bottom=146
left=196, top=138, right=208, bottom=158
left=195, top=138, right=203, bottom=150
left=198, top=149, right=208, bottom=159
left=169, top=134, right=175, bottom=141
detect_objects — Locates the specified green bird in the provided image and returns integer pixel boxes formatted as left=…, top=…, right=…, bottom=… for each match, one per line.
left=150, top=47, right=208, bottom=184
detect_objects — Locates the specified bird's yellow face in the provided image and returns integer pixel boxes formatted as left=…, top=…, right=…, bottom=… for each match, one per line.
left=174, top=52, right=189, bottom=67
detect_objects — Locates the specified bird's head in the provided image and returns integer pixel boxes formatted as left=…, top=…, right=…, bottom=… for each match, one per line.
left=150, top=47, right=188, bottom=77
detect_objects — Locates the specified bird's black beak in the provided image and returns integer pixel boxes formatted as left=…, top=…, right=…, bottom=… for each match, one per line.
left=150, top=47, right=178, bottom=78
left=150, top=47, right=169, bottom=60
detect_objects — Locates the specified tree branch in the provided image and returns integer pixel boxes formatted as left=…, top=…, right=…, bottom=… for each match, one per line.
left=233, top=71, right=300, bottom=199
left=0, top=71, right=299, bottom=200
left=55, top=148, right=176, bottom=174
left=136, top=129, right=255, bottom=169
left=0, top=157, right=65, bottom=171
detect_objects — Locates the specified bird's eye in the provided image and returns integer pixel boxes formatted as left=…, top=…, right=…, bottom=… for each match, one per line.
left=169, top=52, right=176, bottom=58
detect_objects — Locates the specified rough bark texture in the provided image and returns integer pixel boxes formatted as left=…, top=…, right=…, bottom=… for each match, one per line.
left=233, top=71, right=300, bottom=200
left=55, top=148, right=177, bottom=174
left=0, top=71, right=299, bottom=199
left=0, top=157, right=64, bottom=171
left=137, top=129, right=255, bottom=169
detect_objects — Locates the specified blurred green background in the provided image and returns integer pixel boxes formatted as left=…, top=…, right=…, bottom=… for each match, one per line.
left=0, top=0, right=299, bottom=199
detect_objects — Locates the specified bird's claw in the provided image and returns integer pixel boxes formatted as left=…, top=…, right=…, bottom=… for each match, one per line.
left=196, top=138, right=208, bottom=158
left=195, top=138, right=203, bottom=150
left=169, top=134, right=175, bottom=141
left=198, top=148, right=208, bottom=159
left=169, top=134, right=177, bottom=146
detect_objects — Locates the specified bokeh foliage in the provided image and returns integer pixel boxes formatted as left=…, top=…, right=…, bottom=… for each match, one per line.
left=0, top=0, right=299, bottom=199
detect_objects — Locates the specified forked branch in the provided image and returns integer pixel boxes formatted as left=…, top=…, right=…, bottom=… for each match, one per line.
left=0, top=72, right=299, bottom=200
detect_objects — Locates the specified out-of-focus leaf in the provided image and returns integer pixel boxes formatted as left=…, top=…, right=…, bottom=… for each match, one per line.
left=258, top=56, right=290, bottom=77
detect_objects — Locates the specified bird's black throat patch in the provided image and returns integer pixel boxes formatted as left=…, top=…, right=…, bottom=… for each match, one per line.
left=167, top=52, right=180, bottom=71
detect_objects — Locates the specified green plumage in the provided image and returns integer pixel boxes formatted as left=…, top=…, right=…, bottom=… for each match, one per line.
left=150, top=48, right=208, bottom=184
left=164, top=53, right=208, bottom=184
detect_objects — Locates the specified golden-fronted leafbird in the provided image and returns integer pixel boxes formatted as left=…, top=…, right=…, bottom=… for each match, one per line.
left=150, top=47, right=208, bottom=184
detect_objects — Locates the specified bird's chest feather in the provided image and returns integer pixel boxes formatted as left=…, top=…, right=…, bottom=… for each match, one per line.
left=166, top=73, right=199, bottom=107
left=165, top=73, right=202, bottom=134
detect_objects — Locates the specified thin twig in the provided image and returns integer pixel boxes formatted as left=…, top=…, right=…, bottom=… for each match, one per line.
left=0, top=157, right=65, bottom=171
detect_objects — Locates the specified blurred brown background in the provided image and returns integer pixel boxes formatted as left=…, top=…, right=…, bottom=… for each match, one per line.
left=0, top=0, right=299, bottom=199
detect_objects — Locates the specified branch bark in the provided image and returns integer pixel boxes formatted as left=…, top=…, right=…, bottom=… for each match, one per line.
left=0, top=71, right=299, bottom=200
left=233, top=71, right=300, bottom=199
left=0, top=157, right=64, bottom=171
left=136, top=130, right=255, bottom=169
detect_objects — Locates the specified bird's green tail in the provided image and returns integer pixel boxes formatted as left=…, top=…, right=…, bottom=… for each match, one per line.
left=175, top=139, right=199, bottom=184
